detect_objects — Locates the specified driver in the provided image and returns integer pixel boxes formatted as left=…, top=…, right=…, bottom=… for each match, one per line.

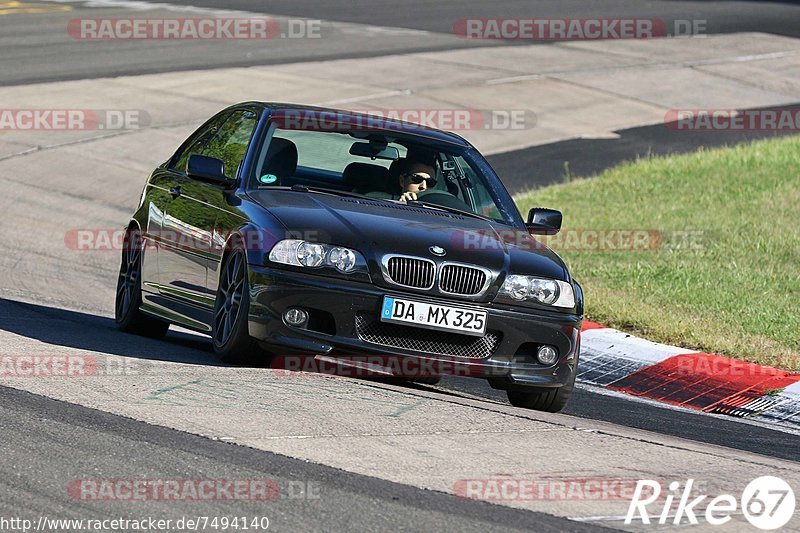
left=395, top=159, right=437, bottom=203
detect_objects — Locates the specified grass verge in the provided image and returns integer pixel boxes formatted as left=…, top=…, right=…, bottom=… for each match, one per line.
left=515, top=136, right=800, bottom=371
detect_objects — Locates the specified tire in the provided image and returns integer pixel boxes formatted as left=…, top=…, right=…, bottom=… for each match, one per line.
left=506, top=368, right=576, bottom=413
left=372, top=376, right=441, bottom=387
left=212, top=247, right=260, bottom=362
left=115, top=228, right=169, bottom=338
left=409, top=377, right=441, bottom=386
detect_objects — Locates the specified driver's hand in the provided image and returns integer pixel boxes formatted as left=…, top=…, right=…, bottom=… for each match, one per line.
left=399, top=191, right=418, bottom=203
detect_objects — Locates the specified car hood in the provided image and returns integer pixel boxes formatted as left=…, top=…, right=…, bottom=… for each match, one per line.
left=249, top=190, right=568, bottom=293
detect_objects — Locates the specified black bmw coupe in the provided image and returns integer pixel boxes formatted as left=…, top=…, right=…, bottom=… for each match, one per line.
left=116, top=102, right=584, bottom=412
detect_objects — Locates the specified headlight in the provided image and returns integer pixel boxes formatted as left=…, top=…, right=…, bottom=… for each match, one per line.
left=499, top=275, right=575, bottom=308
left=504, top=275, right=531, bottom=301
left=328, top=247, right=357, bottom=273
left=530, top=278, right=558, bottom=305
left=268, top=239, right=303, bottom=266
left=297, top=242, right=325, bottom=267
left=269, top=239, right=364, bottom=274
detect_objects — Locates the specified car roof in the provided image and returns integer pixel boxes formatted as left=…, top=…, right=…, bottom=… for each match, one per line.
left=233, top=101, right=473, bottom=147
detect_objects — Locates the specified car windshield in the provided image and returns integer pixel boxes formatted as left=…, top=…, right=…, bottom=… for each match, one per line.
left=249, top=120, right=521, bottom=226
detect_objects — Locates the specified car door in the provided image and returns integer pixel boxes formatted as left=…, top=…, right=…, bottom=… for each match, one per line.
left=139, top=115, right=225, bottom=307
left=159, top=109, right=258, bottom=329
left=203, top=109, right=260, bottom=298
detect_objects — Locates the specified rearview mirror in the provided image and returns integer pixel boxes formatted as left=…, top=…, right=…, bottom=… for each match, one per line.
left=349, top=141, right=399, bottom=161
left=187, top=154, right=235, bottom=186
left=525, top=208, right=562, bottom=235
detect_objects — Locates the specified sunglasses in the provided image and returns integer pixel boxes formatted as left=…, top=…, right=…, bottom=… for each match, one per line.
left=405, top=172, right=437, bottom=187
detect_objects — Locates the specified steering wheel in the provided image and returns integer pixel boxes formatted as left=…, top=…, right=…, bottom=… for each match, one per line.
left=415, top=190, right=473, bottom=212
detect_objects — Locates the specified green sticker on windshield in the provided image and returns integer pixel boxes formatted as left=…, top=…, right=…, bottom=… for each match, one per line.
left=259, top=174, right=278, bottom=185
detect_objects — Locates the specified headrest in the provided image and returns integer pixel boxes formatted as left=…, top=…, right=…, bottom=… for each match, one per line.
left=259, top=138, right=298, bottom=184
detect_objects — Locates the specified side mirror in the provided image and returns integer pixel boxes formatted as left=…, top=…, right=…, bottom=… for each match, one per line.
left=525, top=208, right=562, bottom=235
left=187, top=154, right=235, bottom=186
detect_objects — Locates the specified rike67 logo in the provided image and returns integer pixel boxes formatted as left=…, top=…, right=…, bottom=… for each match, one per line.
left=626, top=476, right=795, bottom=530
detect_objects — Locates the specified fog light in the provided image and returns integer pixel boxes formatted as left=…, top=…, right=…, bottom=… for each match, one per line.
left=537, top=345, right=559, bottom=365
left=284, top=308, right=308, bottom=327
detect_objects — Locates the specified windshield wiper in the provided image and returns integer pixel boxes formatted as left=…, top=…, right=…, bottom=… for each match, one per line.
left=406, top=200, right=493, bottom=222
left=287, top=184, right=394, bottom=203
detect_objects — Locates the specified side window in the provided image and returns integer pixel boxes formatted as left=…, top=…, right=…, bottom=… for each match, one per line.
left=172, top=113, right=230, bottom=174
left=202, top=110, right=258, bottom=178
left=171, top=110, right=258, bottom=178
left=455, top=155, right=502, bottom=220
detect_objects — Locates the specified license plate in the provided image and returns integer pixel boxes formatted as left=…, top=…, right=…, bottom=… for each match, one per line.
left=380, top=296, right=487, bottom=337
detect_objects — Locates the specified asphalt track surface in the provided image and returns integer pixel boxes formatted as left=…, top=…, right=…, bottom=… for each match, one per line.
left=3, top=0, right=800, bottom=85
left=0, top=299, right=797, bottom=530
left=2, top=1, right=800, bottom=530
left=147, top=0, right=800, bottom=37
left=0, top=384, right=606, bottom=532
left=3, top=299, right=798, bottom=464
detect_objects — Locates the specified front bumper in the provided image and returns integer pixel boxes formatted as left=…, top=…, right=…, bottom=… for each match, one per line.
left=247, top=265, right=581, bottom=389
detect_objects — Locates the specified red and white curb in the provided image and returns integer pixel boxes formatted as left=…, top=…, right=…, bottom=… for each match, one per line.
left=579, top=321, right=800, bottom=431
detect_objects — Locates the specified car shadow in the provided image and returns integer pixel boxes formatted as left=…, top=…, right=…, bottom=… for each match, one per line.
left=0, top=297, right=499, bottom=400
left=0, top=297, right=223, bottom=367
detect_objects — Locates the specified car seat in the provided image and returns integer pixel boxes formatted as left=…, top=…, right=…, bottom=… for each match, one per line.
left=257, top=138, right=298, bottom=187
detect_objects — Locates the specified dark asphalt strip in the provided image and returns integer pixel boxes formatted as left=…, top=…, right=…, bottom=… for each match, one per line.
left=0, top=43, right=505, bottom=88
left=0, top=384, right=609, bottom=532
left=128, top=0, right=800, bottom=39
left=486, top=105, right=800, bottom=195
left=4, top=0, right=800, bottom=86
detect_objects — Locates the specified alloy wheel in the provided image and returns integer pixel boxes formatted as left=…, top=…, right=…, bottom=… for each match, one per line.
left=116, top=231, right=142, bottom=320
left=214, top=252, right=246, bottom=347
